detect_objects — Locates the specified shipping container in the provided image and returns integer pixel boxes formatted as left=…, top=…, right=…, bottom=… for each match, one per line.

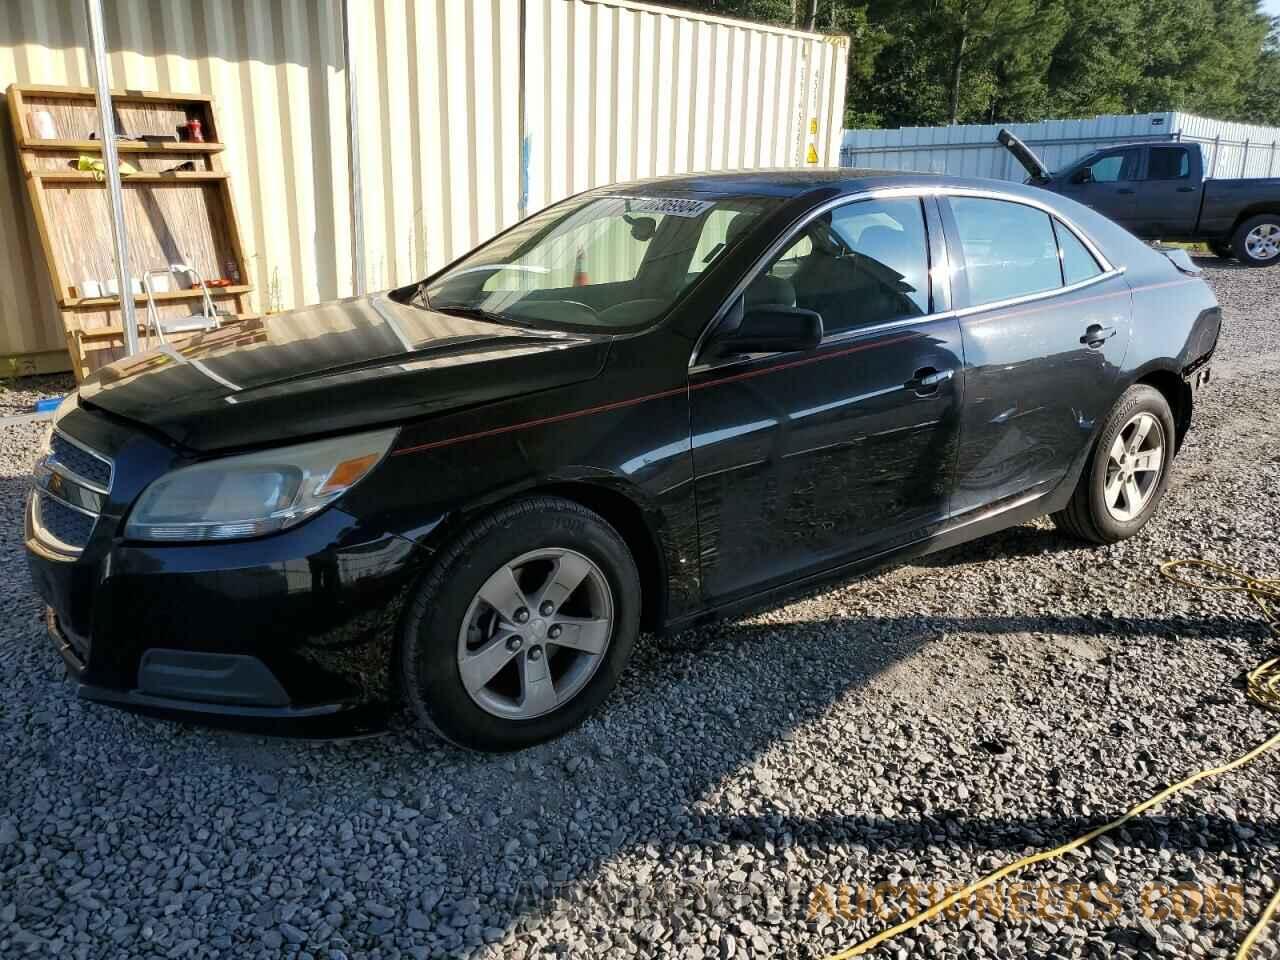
left=841, top=112, right=1280, bottom=184
left=0, top=0, right=848, bottom=373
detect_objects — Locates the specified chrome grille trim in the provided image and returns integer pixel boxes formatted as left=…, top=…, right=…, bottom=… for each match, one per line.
left=30, top=430, right=114, bottom=558
left=48, top=429, right=113, bottom=493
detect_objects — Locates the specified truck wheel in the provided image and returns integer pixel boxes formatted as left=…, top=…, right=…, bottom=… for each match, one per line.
left=1232, top=214, right=1280, bottom=267
left=1208, top=240, right=1234, bottom=260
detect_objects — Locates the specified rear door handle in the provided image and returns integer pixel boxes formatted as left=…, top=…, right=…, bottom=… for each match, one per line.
left=1176, top=186, right=1196, bottom=193
left=905, top=366, right=954, bottom=396
left=1081, top=324, right=1117, bottom=348
left=1116, top=188, right=1135, bottom=195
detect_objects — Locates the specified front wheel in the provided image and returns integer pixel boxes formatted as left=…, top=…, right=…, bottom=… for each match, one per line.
left=1232, top=214, right=1280, bottom=267
left=1052, top=384, right=1176, bottom=544
left=399, top=496, right=640, bottom=751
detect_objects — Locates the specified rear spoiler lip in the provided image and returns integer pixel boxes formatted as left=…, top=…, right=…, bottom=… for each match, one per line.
left=1153, top=245, right=1204, bottom=277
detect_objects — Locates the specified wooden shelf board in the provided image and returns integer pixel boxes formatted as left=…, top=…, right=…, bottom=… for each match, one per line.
left=33, top=170, right=229, bottom=183
left=65, top=286, right=251, bottom=308
left=76, top=314, right=261, bottom=342
left=13, top=83, right=213, bottom=103
left=23, top=139, right=223, bottom=153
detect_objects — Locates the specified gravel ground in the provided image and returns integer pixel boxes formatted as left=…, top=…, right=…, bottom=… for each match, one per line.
left=2, top=262, right=1279, bottom=960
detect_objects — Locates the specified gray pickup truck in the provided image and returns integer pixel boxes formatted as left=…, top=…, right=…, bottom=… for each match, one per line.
left=1000, top=129, right=1280, bottom=267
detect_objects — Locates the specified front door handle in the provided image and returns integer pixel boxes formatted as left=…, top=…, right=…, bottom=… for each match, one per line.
left=1176, top=186, right=1196, bottom=193
left=1081, top=324, right=1117, bottom=348
left=905, top=366, right=954, bottom=396
left=1116, top=188, right=1135, bottom=195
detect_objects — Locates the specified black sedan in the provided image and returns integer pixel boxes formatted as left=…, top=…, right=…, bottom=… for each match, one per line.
left=26, top=171, right=1221, bottom=750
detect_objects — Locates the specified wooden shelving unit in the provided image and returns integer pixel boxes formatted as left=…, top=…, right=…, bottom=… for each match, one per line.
left=6, top=83, right=254, bottom=382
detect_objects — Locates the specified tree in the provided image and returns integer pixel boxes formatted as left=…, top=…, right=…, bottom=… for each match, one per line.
left=659, top=0, right=1280, bottom=130
left=1240, top=21, right=1280, bottom=125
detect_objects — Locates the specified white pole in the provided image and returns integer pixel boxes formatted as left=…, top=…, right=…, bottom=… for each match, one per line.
left=84, top=0, right=138, bottom=355
left=341, top=0, right=366, bottom=297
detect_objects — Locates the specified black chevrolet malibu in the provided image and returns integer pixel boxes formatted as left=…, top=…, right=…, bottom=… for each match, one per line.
left=27, top=171, right=1221, bottom=750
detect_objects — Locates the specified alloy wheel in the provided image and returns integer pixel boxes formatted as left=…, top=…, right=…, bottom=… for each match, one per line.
left=1245, top=223, right=1280, bottom=262
left=1103, top=412, right=1165, bottom=522
left=457, top=548, right=614, bottom=720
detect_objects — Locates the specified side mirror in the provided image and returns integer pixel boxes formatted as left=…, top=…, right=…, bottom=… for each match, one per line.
left=1070, top=168, right=1093, bottom=185
left=709, top=305, right=823, bottom=356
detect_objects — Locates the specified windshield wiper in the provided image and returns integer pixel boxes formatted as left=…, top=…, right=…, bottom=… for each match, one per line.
left=430, top=304, right=532, bottom=327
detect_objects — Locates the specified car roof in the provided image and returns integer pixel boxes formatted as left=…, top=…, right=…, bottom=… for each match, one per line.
left=590, top=167, right=1062, bottom=204
left=590, top=168, right=942, bottom=199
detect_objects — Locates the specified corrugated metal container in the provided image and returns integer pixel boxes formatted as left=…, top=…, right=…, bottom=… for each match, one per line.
left=0, top=0, right=848, bottom=371
left=841, top=111, right=1280, bottom=183
left=522, top=0, right=848, bottom=214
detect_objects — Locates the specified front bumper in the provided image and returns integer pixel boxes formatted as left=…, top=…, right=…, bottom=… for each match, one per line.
left=29, top=499, right=426, bottom=738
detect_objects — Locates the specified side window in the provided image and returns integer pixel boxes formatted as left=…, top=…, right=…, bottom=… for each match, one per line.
left=748, top=197, right=928, bottom=337
left=766, top=235, right=813, bottom=280
left=1055, top=219, right=1103, bottom=285
left=949, top=197, right=1062, bottom=306
left=1147, top=147, right=1190, bottom=180
left=1077, top=149, right=1138, bottom=183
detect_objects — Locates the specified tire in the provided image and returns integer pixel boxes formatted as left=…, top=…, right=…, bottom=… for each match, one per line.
left=399, top=496, right=640, bottom=751
left=1052, top=384, right=1176, bottom=544
left=1231, top=214, right=1280, bottom=267
left=1208, top=240, right=1234, bottom=260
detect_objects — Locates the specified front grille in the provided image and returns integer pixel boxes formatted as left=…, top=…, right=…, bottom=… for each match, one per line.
left=33, top=493, right=96, bottom=551
left=31, top=429, right=114, bottom=558
left=48, top=431, right=112, bottom=490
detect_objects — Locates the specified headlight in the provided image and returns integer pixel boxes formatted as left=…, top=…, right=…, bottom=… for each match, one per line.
left=125, top=428, right=398, bottom=542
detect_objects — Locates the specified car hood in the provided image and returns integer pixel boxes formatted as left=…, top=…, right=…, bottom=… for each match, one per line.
left=78, top=293, right=612, bottom=452
left=997, top=129, right=1051, bottom=183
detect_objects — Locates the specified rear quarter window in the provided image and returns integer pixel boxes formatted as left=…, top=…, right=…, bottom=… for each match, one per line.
left=1055, top=219, right=1104, bottom=285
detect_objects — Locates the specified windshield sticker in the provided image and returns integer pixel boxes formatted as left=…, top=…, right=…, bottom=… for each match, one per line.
left=606, top=196, right=715, bottom=218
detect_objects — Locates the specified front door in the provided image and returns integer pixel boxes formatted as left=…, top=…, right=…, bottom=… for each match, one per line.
left=940, top=195, right=1132, bottom=515
left=1058, top=147, right=1141, bottom=230
left=690, top=195, right=964, bottom=604
left=1131, top=145, right=1202, bottom=238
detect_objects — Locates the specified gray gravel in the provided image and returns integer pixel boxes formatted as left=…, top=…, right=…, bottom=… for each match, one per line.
left=2, top=262, right=1279, bottom=959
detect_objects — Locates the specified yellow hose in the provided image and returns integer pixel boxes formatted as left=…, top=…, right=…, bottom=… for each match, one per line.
left=824, top=559, right=1280, bottom=960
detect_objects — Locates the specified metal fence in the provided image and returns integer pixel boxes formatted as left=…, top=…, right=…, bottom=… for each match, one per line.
left=840, top=112, right=1280, bottom=182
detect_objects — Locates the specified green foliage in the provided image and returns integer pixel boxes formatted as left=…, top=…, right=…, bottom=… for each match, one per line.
left=657, top=0, right=1280, bottom=129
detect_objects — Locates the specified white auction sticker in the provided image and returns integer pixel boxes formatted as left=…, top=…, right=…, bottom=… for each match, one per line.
left=606, top=196, right=715, bottom=218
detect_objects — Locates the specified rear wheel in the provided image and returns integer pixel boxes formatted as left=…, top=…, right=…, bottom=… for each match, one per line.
left=1052, top=385, right=1176, bottom=544
left=399, top=496, right=640, bottom=751
left=1232, top=214, right=1280, bottom=267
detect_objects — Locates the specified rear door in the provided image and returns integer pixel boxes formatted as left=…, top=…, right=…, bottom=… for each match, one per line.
left=1058, top=148, right=1141, bottom=229
left=941, top=194, right=1132, bottom=514
left=1131, top=145, right=1202, bottom=238
left=689, top=194, right=964, bottom=603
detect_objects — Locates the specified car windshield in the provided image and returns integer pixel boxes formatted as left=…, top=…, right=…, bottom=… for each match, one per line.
left=416, top=193, right=782, bottom=332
